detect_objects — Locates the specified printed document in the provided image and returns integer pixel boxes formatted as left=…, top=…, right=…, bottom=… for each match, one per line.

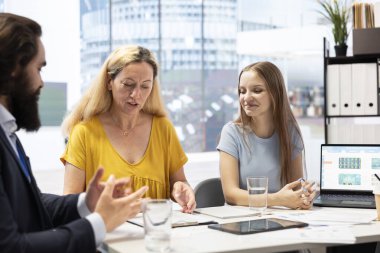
left=194, top=205, right=262, bottom=219
left=129, top=211, right=216, bottom=228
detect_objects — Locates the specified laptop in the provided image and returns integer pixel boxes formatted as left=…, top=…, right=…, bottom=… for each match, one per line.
left=313, top=144, right=377, bottom=209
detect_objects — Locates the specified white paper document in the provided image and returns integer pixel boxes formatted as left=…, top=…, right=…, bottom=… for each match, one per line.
left=269, top=225, right=356, bottom=244
left=128, top=211, right=216, bottom=228
left=194, top=205, right=261, bottom=219
left=299, top=226, right=356, bottom=244
left=275, top=208, right=377, bottom=226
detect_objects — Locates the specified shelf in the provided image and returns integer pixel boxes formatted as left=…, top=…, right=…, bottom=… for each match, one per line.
left=326, top=56, right=380, bottom=65
left=326, top=114, right=380, bottom=118
left=323, top=38, right=380, bottom=143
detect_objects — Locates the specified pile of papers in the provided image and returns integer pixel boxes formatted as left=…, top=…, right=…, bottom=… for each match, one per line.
left=271, top=207, right=377, bottom=244
left=194, top=205, right=262, bottom=219
left=275, top=208, right=377, bottom=226
left=129, top=211, right=215, bottom=228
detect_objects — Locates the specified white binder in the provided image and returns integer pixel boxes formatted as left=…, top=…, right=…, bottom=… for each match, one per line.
left=363, top=63, right=378, bottom=115
left=327, top=65, right=340, bottom=116
left=339, top=64, right=352, bottom=115
left=352, top=63, right=377, bottom=115
left=351, top=64, right=366, bottom=115
left=375, top=2, right=380, bottom=27
left=327, top=118, right=338, bottom=143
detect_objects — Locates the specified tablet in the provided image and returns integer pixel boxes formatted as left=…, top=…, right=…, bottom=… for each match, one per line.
left=208, top=218, right=308, bottom=235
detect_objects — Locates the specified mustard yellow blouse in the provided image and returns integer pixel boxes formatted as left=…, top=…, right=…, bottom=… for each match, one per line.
left=60, top=116, right=188, bottom=199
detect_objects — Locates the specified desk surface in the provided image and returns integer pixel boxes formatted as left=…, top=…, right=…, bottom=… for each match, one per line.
left=104, top=206, right=380, bottom=253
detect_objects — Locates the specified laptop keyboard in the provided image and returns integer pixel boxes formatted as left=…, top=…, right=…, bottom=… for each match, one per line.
left=320, top=194, right=374, bottom=201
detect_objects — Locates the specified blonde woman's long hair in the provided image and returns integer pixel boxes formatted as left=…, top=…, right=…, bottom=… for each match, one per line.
left=234, top=61, right=304, bottom=186
left=62, top=45, right=167, bottom=136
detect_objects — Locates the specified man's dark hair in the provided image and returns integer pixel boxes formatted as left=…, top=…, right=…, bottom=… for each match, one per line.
left=0, top=13, right=42, bottom=94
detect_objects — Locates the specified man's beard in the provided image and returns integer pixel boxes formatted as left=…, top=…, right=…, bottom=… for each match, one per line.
left=9, top=71, right=41, bottom=131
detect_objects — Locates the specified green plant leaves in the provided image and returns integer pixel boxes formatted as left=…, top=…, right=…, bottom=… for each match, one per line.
left=318, top=0, right=350, bottom=46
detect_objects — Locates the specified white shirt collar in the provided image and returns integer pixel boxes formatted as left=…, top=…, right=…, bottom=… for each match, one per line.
left=0, top=104, right=17, bottom=136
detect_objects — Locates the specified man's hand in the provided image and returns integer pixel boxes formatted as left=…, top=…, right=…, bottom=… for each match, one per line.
left=85, top=168, right=131, bottom=212
left=95, top=174, right=148, bottom=232
left=172, top=181, right=196, bottom=213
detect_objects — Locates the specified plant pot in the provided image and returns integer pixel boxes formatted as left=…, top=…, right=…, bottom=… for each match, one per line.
left=334, top=44, right=348, bottom=57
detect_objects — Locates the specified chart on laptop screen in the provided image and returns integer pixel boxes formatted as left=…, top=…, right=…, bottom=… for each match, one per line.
left=321, top=145, right=380, bottom=191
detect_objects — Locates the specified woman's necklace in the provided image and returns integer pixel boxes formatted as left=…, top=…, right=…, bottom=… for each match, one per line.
left=110, top=114, right=136, bottom=136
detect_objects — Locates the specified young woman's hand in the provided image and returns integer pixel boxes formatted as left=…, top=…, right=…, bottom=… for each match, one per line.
left=299, top=180, right=319, bottom=209
left=276, top=180, right=312, bottom=209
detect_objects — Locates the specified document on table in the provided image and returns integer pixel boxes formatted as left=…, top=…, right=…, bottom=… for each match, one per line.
left=128, top=211, right=217, bottom=228
left=298, top=226, right=356, bottom=244
left=270, top=225, right=356, bottom=244
left=194, top=205, right=262, bottom=219
left=274, top=208, right=377, bottom=226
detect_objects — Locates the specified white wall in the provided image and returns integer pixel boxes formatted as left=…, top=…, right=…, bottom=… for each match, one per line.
left=4, top=0, right=81, bottom=108
left=4, top=0, right=81, bottom=172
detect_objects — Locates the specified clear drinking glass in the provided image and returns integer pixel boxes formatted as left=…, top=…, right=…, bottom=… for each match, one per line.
left=143, top=199, right=172, bottom=252
left=246, top=177, right=268, bottom=215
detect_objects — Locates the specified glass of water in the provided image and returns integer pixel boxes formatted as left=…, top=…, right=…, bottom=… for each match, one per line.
left=246, top=177, right=268, bottom=215
left=143, top=199, right=172, bottom=252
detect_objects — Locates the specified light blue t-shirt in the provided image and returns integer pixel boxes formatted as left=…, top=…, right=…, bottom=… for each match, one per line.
left=217, top=122, right=304, bottom=193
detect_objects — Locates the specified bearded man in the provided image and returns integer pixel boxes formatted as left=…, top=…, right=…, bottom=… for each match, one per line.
left=0, top=13, right=147, bottom=253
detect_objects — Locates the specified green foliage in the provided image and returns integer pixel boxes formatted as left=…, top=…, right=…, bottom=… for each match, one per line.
left=318, top=0, right=350, bottom=46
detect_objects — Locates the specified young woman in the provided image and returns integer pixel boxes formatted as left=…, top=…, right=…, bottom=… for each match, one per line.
left=217, top=61, right=315, bottom=209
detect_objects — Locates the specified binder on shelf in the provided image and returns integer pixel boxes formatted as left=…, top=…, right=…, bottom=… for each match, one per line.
left=363, top=63, right=378, bottom=115
left=352, top=124, right=363, bottom=144
left=351, top=63, right=377, bottom=115
left=374, top=2, right=380, bottom=28
left=327, top=121, right=338, bottom=144
left=351, top=64, right=366, bottom=115
left=363, top=125, right=376, bottom=144
left=327, top=65, right=340, bottom=116
left=353, top=2, right=375, bottom=29
left=339, top=64, right=352, bottom=115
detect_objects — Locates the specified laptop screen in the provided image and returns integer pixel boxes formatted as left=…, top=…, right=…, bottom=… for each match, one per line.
left=321, top=144, right=380, bottom=192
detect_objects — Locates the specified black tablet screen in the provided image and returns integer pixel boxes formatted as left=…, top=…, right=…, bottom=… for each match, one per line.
left=208, top=218, right=308, bottom=235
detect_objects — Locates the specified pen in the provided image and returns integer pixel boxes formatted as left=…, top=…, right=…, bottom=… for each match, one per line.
left=297, top=178, right=308, bottom=193
left=173, top=221, right=218, bottom=228
left=375, top=174, right=380, bottom=181
left=297, top=178, right=305, bottom=183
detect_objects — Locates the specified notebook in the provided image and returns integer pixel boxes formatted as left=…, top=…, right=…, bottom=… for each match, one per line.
left=128, top=211, right=217, bottom=228
left=194, top=205, right=262, bottom=219
left=313, top=144, right=377, bottom=209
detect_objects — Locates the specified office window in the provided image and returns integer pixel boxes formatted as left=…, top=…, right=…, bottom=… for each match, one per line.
left=38, top=82, right=67, bottom=126
left=79, top=0, right=328, bottom=152
left=4, top=0, right=327, bottom=159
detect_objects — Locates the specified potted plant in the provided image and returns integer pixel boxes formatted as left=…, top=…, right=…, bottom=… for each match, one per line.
left=318, top=0, right=350, bottom=57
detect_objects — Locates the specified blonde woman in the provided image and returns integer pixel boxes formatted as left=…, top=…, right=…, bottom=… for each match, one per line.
left=217, top=61, right=315, bottom=210
left=61, top=45, right=195, bottom=213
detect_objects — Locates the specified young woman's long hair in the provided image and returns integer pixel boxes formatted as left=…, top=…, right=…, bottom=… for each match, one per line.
left=234, top=61, right=304, bottom=186
left=62, top=45, right=167, bottom=136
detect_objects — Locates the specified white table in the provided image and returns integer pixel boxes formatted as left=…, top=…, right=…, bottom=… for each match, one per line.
left=103, top=207, right=380, bottom=253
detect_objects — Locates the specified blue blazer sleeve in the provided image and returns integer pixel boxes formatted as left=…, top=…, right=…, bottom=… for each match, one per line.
left=0, top=128, right=96, bottom=253
left=40, top=193, right=81, bottom=227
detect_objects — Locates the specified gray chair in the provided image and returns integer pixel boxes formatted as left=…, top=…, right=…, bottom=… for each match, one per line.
left=194, top=178, right=225, bottom=208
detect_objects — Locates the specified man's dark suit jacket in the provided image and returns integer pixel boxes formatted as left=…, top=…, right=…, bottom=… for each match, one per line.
left=0, top=128, right=96, bottom=253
